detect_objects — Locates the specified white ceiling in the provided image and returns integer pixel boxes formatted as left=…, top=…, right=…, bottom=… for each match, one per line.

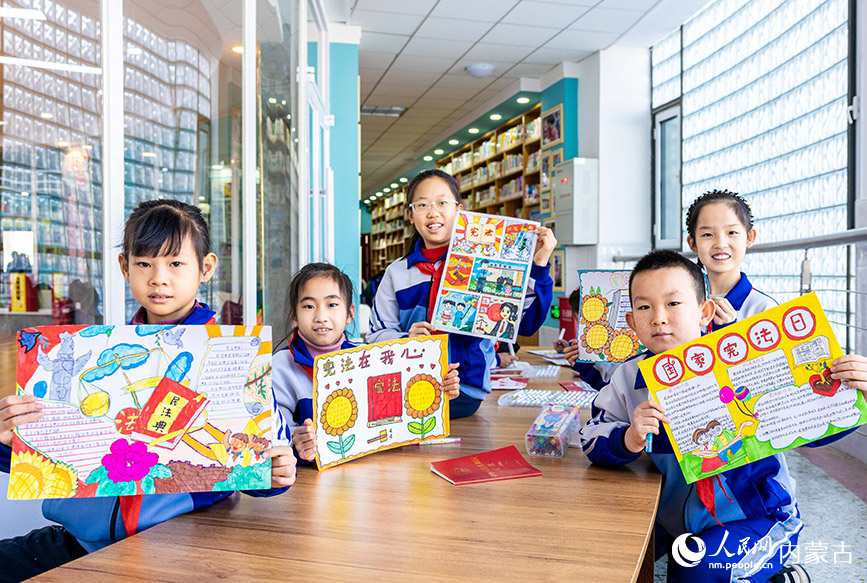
left=327, top=0, right=711, bottom=198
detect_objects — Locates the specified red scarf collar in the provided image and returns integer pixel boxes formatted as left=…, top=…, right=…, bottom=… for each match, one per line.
left=415, top=246, right=448, bottom=320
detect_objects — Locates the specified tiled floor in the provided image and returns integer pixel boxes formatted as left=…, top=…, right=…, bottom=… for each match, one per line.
left=654, top=449, right=867, bottom=582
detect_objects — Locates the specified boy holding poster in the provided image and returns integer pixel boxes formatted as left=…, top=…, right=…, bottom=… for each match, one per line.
left=579, top=250, right=867, bottom=583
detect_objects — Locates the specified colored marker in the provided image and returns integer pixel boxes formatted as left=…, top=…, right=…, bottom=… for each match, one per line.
left=558, top=328, right=566, bottom=341
left=645, top=433, right=653, bottom=453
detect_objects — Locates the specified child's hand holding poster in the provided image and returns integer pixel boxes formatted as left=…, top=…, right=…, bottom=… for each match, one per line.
left=639, top=293, right=867, bottom=484
left=575, top=270, right=644, bottom=363
left=10, top=325, right=274, bottom=500
left=431, top=211, right=539, bottom=342
left=313, top=335, right=450, bottom=470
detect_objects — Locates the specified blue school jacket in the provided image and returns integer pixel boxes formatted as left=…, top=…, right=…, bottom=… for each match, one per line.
left=368, top=240, right=553, bottom=400
left=708, top=272, right=777, bottom=332
left=0, top=303, right=291, bottom=552
left=272, top=331, right=356, bottom=461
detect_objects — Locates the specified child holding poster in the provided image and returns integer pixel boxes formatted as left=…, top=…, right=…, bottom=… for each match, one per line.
left=368, top=169, right=556, bottom=418
left=579, top=250, right=867, bottom=583
left=0, top=199, right=296, bottom=582
left=686, top=189, right=777, bottom=330
left=272, top=262, right=462, bottom=462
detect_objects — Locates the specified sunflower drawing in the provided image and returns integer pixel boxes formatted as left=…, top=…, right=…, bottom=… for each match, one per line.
left=8, top=449, right=78, bottom=500
left=605, top=329, right=641, bottom=362
left=404, top=374, right=442, bottom=439
left=581, top=322, right=613, bottom=356
left=320, top=388, right=358, bottom=459
left=580, top=293, right=609, bottom=325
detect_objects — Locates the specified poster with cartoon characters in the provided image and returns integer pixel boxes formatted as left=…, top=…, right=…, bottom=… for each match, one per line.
left=574, top=270, right=645, bottom=363
left=432, top=211, right=539, bottom=342
left=9, top=325, right=274, bottom=500
left=312, top=335, right=450, bottom=470
left=640, top=293, right=867, bottom=484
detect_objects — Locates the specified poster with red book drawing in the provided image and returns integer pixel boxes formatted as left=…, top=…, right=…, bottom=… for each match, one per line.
left=312, top=335, right=451, bottom=470
left=10, top=325, right=274, bottom=500
left=432, top=211, right=539, bottom=343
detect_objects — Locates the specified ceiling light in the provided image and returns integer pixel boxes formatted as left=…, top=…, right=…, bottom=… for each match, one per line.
left=281, top=100, right=286, bottom=105
left=448, top=139, right=459, bottom=146
left=212, top=164, right=224, bottom=170
left=268, top=98, right=277, bottom=104
left=465, top=63, right=495, bottom=78
left=56, top=140, right=69, bottom=148
left=434, top=149, right=444, bottom=155
left=142, top=152, right=156, bottom=158
left=0, top=8, right=47, bottom=20
left=232, top=46, right=243, bottom=54
left=400, top=177, right=408, bottom=183
left=294, top=138, right=298, bottom=143
left=39, top=112, right=53, bottom=119
left=516, top=97, right=530, bottom=104
left=286, top=114, right=292, bottom=120
left=468, top=128, right=479, bottom=134
left=490, top=114, right=502, bottom=121
left=376, top=192, right=383, bottom=196
left=383, top=187, right=391, bottom=193
left=390, top=182, right=399, bottom=188
left=21, top=191, right=30, bottom=197
left=161, top=167, right=169, bottom=172
left=360, top=105, right=406, bottom=118
left=423, top=155, right=433, bottom=161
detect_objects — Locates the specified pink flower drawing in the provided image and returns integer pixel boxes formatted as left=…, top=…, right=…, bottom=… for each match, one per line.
left=101, top=439, right=158, bottom=483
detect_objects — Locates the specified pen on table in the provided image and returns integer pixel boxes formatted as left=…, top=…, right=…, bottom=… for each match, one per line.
left=415, top=437, right=461, bottom=445
left=645, top=433, right=653, bottom=453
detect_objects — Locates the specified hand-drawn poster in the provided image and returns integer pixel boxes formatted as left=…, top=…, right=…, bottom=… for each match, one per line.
left=432, top=211, right=539, bottom=342
left=9, top=325, right=274, bottom=500
left=575, top=270, right=644, bottom=364
left=640, top=293, right=867, bottom=484
left=312, top=335, right=450, bottom=470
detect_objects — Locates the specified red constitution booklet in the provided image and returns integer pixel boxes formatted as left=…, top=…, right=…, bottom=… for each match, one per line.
left=430, top=445, right=542, bottom=485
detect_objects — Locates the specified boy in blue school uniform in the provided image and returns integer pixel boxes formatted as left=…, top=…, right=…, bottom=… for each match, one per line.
left=579, top=249, right=867, bottom=583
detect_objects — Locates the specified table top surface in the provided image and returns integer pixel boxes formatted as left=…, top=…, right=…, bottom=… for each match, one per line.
left=33, top=348, right=661, bottom=583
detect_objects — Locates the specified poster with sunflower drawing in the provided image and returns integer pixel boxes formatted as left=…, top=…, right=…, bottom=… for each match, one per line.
left=10, top=325, right=275, bottom=500
left=574, top=270, right=645, bottom=364
left=312, top=335, right=450, bottom=470
left=432, top=210, right=540, bottom=343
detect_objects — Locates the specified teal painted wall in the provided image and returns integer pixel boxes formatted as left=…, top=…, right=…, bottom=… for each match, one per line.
left=329, top=43, right=361, bottom=327
left=540, top=78, right=578, bottom=327
left=307, top=42, right=361, bottom=331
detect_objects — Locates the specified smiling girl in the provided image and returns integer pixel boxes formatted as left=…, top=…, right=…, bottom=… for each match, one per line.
left=368, top=169, right=556, bottom=418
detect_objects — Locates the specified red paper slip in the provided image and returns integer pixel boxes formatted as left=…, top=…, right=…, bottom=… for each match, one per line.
left=430, top=445, right=542, bottom=485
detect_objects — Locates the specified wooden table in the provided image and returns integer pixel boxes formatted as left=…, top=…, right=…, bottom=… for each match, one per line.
left=33, top=349, right=661, bottom=582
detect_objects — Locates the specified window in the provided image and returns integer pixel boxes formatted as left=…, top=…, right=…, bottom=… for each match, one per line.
left=651, top=0, right=852, bottom=341
left=654, top=105, right=682, bottom=248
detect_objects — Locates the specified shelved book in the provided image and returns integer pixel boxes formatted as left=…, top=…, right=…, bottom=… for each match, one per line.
left=430, top=445, right=542, bottom=485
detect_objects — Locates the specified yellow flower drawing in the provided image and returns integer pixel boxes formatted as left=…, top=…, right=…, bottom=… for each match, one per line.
left=605, top=329, right=641, bottom=362
left=580, top=293, right=608, bottom=324
left=581, top=322, right=613, bottom=356
left=320, top=388, right=358, bottom=437
left=404, top=374, right=442, bottom=419
left=9, top=449, right=78, bottom=500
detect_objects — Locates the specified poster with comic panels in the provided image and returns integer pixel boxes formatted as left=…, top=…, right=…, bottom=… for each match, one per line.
left=10, top=325, right=274, bottom=500
left=640, top=293, right=867, bottom=484
left=575, top=270, right=645, bottom=364
left=432, top=211, right=539, bottom=342
left=312, top=335, right=450, bottom=470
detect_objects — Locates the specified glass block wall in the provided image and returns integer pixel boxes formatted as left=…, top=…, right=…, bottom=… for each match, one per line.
left=652, top=0, right=852, bottom=346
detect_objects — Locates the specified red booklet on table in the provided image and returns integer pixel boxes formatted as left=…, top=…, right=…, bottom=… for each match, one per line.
left=430, top=445, right=542, bottom=485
